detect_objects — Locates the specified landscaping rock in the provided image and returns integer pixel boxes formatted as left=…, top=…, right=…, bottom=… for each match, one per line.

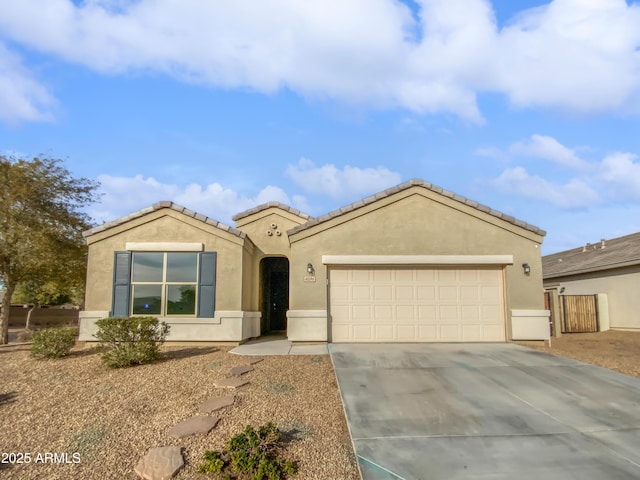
left=198, top=395, right=235, bottom=414
left=247, top=357, right=263, bottom=364
left=134, top=446, right=184, bottom=480
left=213, top=377, right=249, bottom=389
left=168, top=416, right=219, bottom=439
left=230, top=365, right=254, bottom=376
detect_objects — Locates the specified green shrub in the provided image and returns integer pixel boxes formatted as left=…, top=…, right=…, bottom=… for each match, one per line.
left=30, top=327, right=78, bottom=359
left=198, top=423, right=297, bottom=479
left=94, top=317, right=169, bottom=368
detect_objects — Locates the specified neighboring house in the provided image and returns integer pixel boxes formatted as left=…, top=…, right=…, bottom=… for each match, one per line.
left=80, top=179, right=549, bottom=343
left=542, top=232, right=640, bottom=331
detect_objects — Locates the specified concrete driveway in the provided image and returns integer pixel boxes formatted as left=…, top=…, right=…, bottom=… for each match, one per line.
left=329, top=343, right=640, bottom=480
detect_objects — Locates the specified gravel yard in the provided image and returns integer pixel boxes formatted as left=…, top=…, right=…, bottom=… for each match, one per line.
left=0, top=344, right=359, bottom=480
left=517, top=330, right=640, bottom=379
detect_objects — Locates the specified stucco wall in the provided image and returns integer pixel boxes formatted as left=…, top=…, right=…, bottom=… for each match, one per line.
left=544, top=265, right=640, bottom=330
left=235, top=209, right=307, bottom=312
left=84, top=209, right=247, bottom=313
left=289, top=189, right=545, bottom=338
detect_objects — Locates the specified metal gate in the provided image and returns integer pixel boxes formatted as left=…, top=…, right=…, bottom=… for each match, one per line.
left=560, top=295, right=598, bottom=333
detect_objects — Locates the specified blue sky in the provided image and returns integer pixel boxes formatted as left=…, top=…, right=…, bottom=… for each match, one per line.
left=1, top=0, right=640, bottom=254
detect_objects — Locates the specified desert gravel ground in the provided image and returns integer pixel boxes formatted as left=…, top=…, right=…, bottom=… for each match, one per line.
left=0, top=344, right=359, bottom=480
left=517, top=330, right=640, bottom=379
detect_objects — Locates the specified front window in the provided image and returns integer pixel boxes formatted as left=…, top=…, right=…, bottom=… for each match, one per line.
left=131, top=252, right=198, bottom=316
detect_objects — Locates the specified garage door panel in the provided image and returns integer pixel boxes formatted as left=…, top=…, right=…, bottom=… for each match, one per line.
left=418, top=324, right=438, bottom=340
left=439, top=305, right=459, bottom=320
left=462, top=324, right=482, bottom=339
left=374, top=305, right=393, bottom=321
left=459, top=269, right=480, bottom=282
left=461, top=305, right=480, bottom=320
left=438, top=270, right=457, bottom=282
left=460, top=286, right=480, bottom=302
left=418, top=305, right=437, bottom=320
left=352, top=285, right=371, bottom=301
left=375, top=324, right=394, bottom=340
left=330, top=266, right=505, bottom=342
left=353, top=324, right=373, bottom=340
left=373, top=285, right=392, bottom=301
left=394, top=269, right=414, bottom=282
left=440, top=324, right=461, bottom=339
left=417, top=286, right=435, bottom=301
left=352, top=305, right=372, bottom=321
left=397, top=324, right=416, bottom=339
left=438, top=286, right=458, bottom=301
left=396, top=305, right=415, bottom=320
left=482, top=305, right=501, bottom=320
left=352, top=270, right=372, bottom=282
left=396, top=286, right=414, bottom=301
left=481, top=285, right=501, bottom=301
left=373, top=269, right=392, bottom=282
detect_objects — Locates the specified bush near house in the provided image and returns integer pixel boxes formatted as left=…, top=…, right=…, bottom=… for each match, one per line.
left=94, top=317, right=169, bottom=368
left=198, top=422, right=297, bottom=479
left=30, top=327, right=78, bottom=359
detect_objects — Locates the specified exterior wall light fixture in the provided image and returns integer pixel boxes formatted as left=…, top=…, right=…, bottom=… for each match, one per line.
left=307, top=263, right=315, bottom=275
left=522, top=263, right=531, bottom=275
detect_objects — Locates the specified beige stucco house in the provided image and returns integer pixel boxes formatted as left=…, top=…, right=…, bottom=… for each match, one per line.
left=543, top=232, right=640, bottom=331
left=80, top=179, right=549, bottom=343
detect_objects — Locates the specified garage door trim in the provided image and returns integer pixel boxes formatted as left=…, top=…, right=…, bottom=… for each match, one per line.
left=322, top=254, right=514, bottom=265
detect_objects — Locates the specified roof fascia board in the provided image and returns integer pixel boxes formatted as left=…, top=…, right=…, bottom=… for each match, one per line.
left=234, top=207, right=309, bottom=229
left=85, top=209, right=246, bottom=247
left=543, top=259, right=640, bottom=279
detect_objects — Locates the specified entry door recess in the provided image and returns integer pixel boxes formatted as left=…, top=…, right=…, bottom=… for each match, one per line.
left=329, top=266, right=506, bottom=342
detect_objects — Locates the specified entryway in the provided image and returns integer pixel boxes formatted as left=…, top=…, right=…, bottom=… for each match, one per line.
left=260, top=257, right=289, bottom=334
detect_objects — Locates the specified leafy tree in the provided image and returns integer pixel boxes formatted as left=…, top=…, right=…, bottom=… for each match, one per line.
left=0, top=155, right=99, bottom=344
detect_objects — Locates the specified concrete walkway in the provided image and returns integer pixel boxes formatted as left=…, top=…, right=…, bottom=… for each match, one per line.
left=330, top=343, right=640, bottom=480
left=230, top=335, right=328, bottom=356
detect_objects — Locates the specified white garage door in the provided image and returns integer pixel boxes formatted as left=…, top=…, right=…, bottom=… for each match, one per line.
left=329, top=266, right=506, bottom=342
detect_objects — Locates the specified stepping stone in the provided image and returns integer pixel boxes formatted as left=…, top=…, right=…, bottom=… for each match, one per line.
left=230, top=365, right=254, bottom=376
left=134, top=446, right=184, bottom=480
left=247, top=357, right=263, bottom=364
left=213, top=377, right=249, bottom=389
left=198, top=395, right=235, bottom=414
left=168, top=416, right=219, bottom=439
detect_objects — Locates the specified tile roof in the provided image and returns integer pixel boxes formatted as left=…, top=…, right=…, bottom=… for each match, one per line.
left=83, top=201, right=246, bottom=239
left=232, top=202, right=312, bottom=222
left=287, top=179, right=546, bottom=236
left=543, top=231, right=640, bottom=278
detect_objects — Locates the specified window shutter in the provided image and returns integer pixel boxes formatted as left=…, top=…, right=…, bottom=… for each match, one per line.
left=198, top=252, right=217, bottom=318
left=112, top=251, right=132, bottom=317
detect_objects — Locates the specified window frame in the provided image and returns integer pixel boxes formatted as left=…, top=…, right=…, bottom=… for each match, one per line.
left=130, top=252, right=199, bottom=317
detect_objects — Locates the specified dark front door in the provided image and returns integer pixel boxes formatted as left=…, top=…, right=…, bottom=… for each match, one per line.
left=260, top=257, right=289, bottom=333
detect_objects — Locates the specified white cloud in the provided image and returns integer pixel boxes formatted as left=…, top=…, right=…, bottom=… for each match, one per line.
left=0, top=42, right=56, bottom=124
left=496, top=0, right=640, bottom=113
left=90, top=174, right=306, bottom=224
left=509, top=134, right=589, bottom=170
left=490, top=136, right=640, bottom=208
left=285, top=158, right=402, bottom=200
left=1, top=0, right=640, bottom=123
left=494, top=166, right=599, bottom=209
left=599, top=152, right=640, bottom=201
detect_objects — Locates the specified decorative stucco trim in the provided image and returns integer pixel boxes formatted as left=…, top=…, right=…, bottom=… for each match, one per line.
left=125, top=242, right=204, bottom=252
left=321, top=255, right=514, bottom=265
